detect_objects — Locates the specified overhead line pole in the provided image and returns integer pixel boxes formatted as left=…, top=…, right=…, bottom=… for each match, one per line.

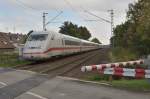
left=108, top=9, right=114, bottom=47
left=42, top=11, right=63, bottom=31
left=108, top=9, right=114, bottom=39
left=43, top=12, right=48, bottom=31
left=46, top=11, right=63, bottom=26
left=84, top=9, right=114, bottom=47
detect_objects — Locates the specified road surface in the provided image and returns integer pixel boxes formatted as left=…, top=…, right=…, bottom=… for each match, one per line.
left=0, top=68, right=149, bottom=99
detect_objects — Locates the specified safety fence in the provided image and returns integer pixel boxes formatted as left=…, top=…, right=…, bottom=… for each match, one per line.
left=81, top=59, right=150, bottom=79
left=81, top=60, right=144, bottom=72
left=99, top=67, right=150, bottom=78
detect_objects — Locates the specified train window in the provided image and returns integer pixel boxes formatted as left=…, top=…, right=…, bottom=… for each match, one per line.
left=65, top=40, right=79, bottom=45
left=28, top=34, right=48, bottom=41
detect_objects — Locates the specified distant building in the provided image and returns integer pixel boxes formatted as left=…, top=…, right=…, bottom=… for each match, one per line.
left=0, top=32, right=25, bottom=52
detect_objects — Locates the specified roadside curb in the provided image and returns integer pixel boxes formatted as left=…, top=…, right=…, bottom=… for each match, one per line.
left=57, top=76, right=150, bottom=93
left=57, top=76, right=111, bottom=86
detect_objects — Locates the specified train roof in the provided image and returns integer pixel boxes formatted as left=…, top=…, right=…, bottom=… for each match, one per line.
left=30, top=31, right=51, bottom=34
left=31, top=31, right=101, bottom=45
left=61, top=33, right=81, bottom=41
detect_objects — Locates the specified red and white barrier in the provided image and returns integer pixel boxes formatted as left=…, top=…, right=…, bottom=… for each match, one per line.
left=98, top=67, right=150, bottom=78
left=81, top=60, right=144, bottom=72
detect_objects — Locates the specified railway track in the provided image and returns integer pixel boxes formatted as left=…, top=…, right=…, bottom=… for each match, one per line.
left=14, top=49, right=100, bottom=77
left=61, top=48, right=110, bottom=78
left=13, top=54, right=70, bottom=70
left=41, top=50, right=98, bottom=75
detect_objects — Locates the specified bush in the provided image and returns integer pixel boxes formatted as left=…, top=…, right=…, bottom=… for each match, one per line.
left=109, top=47, right=139, bottom=62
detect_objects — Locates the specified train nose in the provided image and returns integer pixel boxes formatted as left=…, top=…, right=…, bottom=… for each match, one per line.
left=22, top=51, right=48, bottom=60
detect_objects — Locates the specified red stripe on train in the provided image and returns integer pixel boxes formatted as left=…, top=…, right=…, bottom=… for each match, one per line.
left=23, top=47, right=81, bottom=54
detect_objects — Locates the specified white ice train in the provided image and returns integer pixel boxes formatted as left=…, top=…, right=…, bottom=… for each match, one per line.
left=22, top=31, right=101, bottom=60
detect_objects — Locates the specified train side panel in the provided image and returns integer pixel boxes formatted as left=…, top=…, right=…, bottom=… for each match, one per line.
left=22, top=30, right=102, bottom=60
left=62, top=34, right=81, bottom=55
left=45, top=32, right=64, bottom=57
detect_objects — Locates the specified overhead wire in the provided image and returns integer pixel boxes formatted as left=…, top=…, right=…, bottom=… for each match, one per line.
left=46, top=11, right=63, bottom=26
left=79, top=5, right=109, bottom=41
left=84, top=10, right=111, bottom=23
left=15, top=0, right=41, bottom=11
left=13, top=0, right=64, bottom=31
left=79, top=6, right=112, bottom=43
left=14, top=0, right=51, bottom=32
left=43, top=0, right=60, bottom=12
left=13, top=0, right=41, bottom=17
left=63, top=0, right=89, bottom=22
left=63, top=0, right=109, bottom=43
left=13, top=0, right=110, bottom=42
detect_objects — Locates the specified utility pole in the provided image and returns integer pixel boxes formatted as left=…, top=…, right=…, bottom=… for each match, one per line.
left=46, top=11, right=63, bottom=26
left=42, top=11, right=63, bottom=31
left=84, top=10, right=114, bottom=46
left=108, top=9, right=114, bottom=37
left=108, top=9, right=114, bottom=47
left=43, top=12, right=48, bottom=31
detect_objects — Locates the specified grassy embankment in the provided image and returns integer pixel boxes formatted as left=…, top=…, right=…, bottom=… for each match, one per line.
left=86, top=74, right=150, bottom=91
left=86, top=47, right=150, bottom=91
left=0, top=52, right=30, bottom=67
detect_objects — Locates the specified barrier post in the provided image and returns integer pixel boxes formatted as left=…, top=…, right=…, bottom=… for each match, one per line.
left=109, top=75, right=113, bottom=82
left=144, top=55, right=150, bottom=83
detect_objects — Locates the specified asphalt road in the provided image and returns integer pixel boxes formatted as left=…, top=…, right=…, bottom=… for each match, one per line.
left=0, top=68, right=149, bottom=99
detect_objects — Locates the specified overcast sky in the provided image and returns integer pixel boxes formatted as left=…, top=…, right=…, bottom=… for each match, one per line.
left=0, top=0, right=137, bottom=44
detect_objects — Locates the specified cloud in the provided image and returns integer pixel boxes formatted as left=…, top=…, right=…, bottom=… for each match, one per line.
left=0, top=0, right=137, bottom=44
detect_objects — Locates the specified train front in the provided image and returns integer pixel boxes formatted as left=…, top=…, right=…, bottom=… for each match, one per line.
left=22, top=31, right=49, bottom=60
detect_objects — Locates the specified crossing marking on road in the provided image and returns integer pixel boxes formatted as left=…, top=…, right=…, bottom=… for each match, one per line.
left=0, top=81, right=7, bottom=86
left=26, top=92, right=48, bottom=99
left=0, top=81, right=7, bottom=88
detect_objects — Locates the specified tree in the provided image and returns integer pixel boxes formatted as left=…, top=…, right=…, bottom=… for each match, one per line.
left=91, top=38, right=101, bottom=44
left=112, top=0, right=150, bottom=56
left=78, top=26, right=91, bottom=40
left=59, top=21, right=91, bottom=40
left=59, top=21, right=78, bottom=37
left=112, top=21, right=131, bottom=47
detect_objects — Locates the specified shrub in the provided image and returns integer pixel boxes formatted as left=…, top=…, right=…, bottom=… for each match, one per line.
left=109, top=47, right=138, bottom=62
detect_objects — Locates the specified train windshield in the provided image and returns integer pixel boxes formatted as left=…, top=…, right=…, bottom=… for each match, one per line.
left=28, top=34, right=48, bottom=41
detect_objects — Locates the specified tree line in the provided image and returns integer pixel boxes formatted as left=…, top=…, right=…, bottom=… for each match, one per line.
left=112, top=0, right=150, bottom=56
left=59, top=21, right=101, bottom=44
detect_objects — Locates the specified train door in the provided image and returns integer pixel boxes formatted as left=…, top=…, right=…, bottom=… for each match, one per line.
left=62, top=37, right=68, bottom=55
left=46, top=33, right=55, bottom=57
left=79, top=41, right=82, bottom=52
left=61, top=37, right=65, bottom=55
left=51, top=33, right=62, bottom=56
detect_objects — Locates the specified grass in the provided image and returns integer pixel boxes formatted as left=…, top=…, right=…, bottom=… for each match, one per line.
left=83, top=47, right=150, bottom=91
left=0, top=53, right=31, bottom=67
left=86, top=74, right=150, bottom=91
left=106, top=47, right=150, bottom=91
left=111, top=79, right=150, bottom=91
left=0, top=60, right=31, bottom=67
left=85, top=74, right=110, bottom=81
